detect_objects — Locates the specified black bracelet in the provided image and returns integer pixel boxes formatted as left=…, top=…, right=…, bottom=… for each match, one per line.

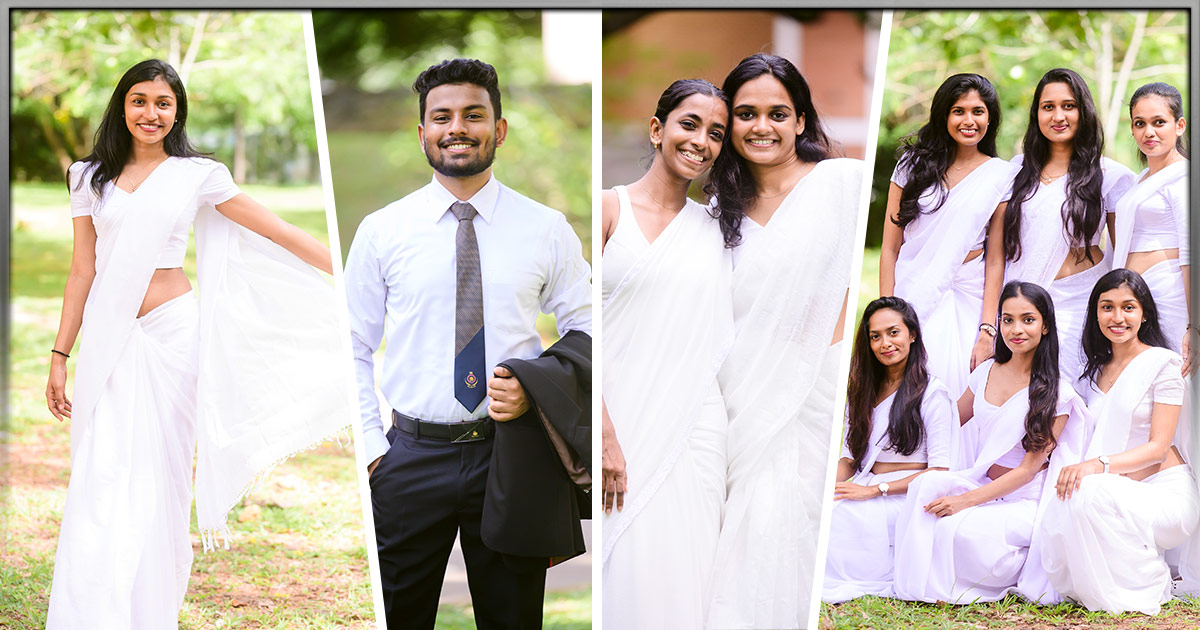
left=51, top=348, right=70, bottom=359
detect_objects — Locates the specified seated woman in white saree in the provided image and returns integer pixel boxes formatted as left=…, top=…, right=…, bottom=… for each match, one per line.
left=893, top=281, right=1091, bottom=605
left=823, top=297, right=955, bottom=603
left=702, top=53, right=863, bottom=628
left=1042, top=269, right=1199, bottom=615
left=881, top=73, right=1016, bottom=398
left=600, top=79, right=734, bottom=630
left=1003, top=68, right=1134, bottom=394
left=44, top=59, right=351, bottom=628
left=1110, top=82, right=1193, bottom=375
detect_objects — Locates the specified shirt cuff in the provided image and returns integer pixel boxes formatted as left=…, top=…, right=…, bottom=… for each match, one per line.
left=363, top=423, right=391, bottom=467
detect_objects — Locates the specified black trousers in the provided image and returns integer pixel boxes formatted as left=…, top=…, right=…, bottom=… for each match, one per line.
left=370, top=426, right=547, bottom=630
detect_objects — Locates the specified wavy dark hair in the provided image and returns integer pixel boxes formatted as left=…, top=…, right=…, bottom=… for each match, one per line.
left=893, top=73, right=1001, bottom=229
left=72, top=59, right=204, bottom=199
left=1081, top=269, right=1172, bottom=384
left=845, top=297, right=929, bottom=472
left=703, top=53, right=834, bottom=248
left=994, top=281, right=1060, bottom=454
left=648, top=78, right=727, bottom=164
left=1004, top=68, right=1105, bottom=265
left=1129, top=82, right=1189, bottom=164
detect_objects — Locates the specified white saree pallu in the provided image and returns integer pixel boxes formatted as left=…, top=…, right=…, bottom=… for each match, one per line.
left=1005, top=156, right=1135, bottom=393
left=892, top=157, right=1016, bottom=398
left=707, top=158, right=863, bottom=629
left=1041, top=347, right=1200, bottom=615
left=47, top=157, right=353, bottom=629
left=600, top=196, right=734, bottom=630
left=822, top=379, right=956, bottom=604
left=893, top=360, right=1091, bottom=605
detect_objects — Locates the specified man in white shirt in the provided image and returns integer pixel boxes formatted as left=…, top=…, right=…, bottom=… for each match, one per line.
left=343, top=58, right=591, bottom=630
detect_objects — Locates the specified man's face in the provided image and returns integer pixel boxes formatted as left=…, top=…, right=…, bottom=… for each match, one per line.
left=418, top=83, right=506, bottom=178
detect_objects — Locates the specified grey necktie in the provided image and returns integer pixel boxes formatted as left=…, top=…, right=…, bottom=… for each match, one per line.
left=451, top=201, right=486, bottom=411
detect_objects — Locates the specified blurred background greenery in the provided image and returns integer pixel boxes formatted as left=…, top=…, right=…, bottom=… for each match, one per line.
left=311, top=10, right=593, bottom=263
left=10, top=11, right=319, bottom=186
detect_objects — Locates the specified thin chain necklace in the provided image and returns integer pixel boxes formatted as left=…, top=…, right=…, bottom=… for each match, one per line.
left=637, top=181, right=684, bottom=212
left=123, top=155, right=169, bottom=192
left=756, top=167, right=806, bottom=200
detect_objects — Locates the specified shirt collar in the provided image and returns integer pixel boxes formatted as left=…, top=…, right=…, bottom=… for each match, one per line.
left=426, top=174, right=500, bottom=224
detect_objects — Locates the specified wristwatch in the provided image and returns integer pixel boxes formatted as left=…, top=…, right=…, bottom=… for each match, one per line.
left=1098, top=454, right=1111, bottom=474
left=878, top=482, right=890, bottom=497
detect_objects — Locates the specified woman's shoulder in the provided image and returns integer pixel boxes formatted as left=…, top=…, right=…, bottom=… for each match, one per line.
left=1139, top=345, right=1182, bottom=373
left=1009, top=154, right=1026, bottom=168
left=816, top=157, right=864, bottom=178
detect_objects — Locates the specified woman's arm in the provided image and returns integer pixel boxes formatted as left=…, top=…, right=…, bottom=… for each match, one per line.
left=46, top=216, right=98, bottom=421
left=1057, top=401, right=1182, bottom=498
left=926, top=413, right=1066, bottom=517
left=215, top=193, right=333, bottom=274
left=601, top=398, right=628, bottom=514
left=972, top=202, right=1007, bottom=370
left=878, top=182, right=904, bottom=296
left=1181, top=265, right=1194, bottom=375
left=957, top=386, right=976, bottom=426
left=830, top=291, right=848, bottom=345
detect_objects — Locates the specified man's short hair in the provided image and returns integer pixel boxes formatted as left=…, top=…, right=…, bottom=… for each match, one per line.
left=413, top=58, right=502, bottom=121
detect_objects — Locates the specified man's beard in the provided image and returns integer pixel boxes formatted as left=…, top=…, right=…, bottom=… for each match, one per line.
left=425, top=136, right=496, bottom=178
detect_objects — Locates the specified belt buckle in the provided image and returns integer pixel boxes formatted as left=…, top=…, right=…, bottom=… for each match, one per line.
left=450, top=421, right=486, bottom=443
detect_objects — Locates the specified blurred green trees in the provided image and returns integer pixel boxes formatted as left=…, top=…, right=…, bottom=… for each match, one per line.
left=311, top=10, right=591, bottom=262
left=11, top=11, right=317, bottom=184
left=866, top=10, right=1187, bottom=247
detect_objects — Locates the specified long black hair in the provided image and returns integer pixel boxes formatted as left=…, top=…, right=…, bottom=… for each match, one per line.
left=845, top=297, right=929, bottom=472
left=1081, top=269, right=1172, bottom=384
left=72, top=59, right=204, bottom=198
left=649, top=78, right=727, bottom=164
left=1129, top=82, right=1189, bottom=164
left=994, top=281, right=1060, bottom=454
left=1004, top=68, right=1105, bottom=265
left=893, top=73, right=1001, bottom=229
left=703, top=53, right=834, bottom=248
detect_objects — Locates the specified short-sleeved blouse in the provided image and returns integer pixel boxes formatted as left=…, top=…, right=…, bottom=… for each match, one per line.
left=840, top=378, right=954, bottom=468
left=890, top=158, right=1011, bottom=250
left=1085, top=349, right=1185, bottom=450
left=68, top=157, right=241, bottom=268
left=1125, top=169, right=1189, bottom=265
left=968, top=359, right=1075, bottom=469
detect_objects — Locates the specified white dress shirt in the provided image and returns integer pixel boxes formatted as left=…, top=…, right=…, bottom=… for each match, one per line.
left=345, top=175, right=593, bottom=465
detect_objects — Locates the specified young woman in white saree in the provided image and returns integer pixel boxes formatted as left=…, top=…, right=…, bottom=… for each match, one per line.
left=1110, top=83, right=1193, bottom=375
left=1003, top=68, right=1135, bottom=392
left=823, top=297, right=955, bottom=603
left=1042, top=269, right=1199, bottom=615
left=44, top=59, right=350, bottom=628
left=880, top=73, right=1016, bottom=398
left=702, top=53, right=863, bottom=628
left=892, top=281, right=1090, bottom=605
left=600, top=79, right=734, bottom=630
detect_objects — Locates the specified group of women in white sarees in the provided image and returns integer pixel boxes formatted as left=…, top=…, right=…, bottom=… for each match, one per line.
left=45, top=60, right=351, bottom=628
left=823, top=68, right=1196, bottom=616
left=601, top=53, right=862, bottom=629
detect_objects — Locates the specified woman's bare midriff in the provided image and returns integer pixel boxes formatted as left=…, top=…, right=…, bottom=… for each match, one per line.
left=963, top=248, right=983, bottom=264
left=871, top=461, right=927, bottom=475
left=1126, top=248, right=1180, bottom=275
left=1126, top=445, right=1185, bottom=482
left=1055, top=245, right=1104, bottom=280
left=138, top=268, right=192, bottom=317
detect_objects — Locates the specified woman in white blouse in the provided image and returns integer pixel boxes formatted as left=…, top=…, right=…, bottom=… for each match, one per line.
left=1043, top=268, right=1198, bottom=615
left=44, top=59, right=347, bottom=628
left=1110, top=82, right=1193, bottom=375
left=823, top=296, right=954, bottom=603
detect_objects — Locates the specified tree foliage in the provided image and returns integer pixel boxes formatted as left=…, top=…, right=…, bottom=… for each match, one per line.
left=11, top=11, right=316, bottom=184
left=866, top=10, right=1186, bottom=247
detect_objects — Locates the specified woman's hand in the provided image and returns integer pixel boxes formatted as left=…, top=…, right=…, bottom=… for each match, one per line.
left=1182, top=327, right=1198, bottom=377
left=970, top=329, right=994, bottom=371
left=1056, top=458, right=1104, bottom=500
left=924, top=493, right=972, bottom=518
left=833, top=481, right=880, bottom=501
left=602, top=428, right=628, bottom=514
left=46, top=355, right=72, bottom=421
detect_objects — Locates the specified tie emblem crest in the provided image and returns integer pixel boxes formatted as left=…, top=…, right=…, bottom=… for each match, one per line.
left=465, top=372, right=479, bottom=388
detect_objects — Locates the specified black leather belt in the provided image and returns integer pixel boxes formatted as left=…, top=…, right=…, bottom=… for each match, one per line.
left=392, top=410, right=493, bottom=443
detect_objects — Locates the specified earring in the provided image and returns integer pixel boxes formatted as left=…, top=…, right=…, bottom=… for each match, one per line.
left=653, top=141, right=661, bottom=150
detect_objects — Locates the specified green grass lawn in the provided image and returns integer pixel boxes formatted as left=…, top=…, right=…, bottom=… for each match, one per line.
left=3, top=181, right=374, bottom=629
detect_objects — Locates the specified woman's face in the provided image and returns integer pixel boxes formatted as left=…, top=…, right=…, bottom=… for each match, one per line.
left=651, top=93, right=728, bottom=181
left=1037, top=81, right=1079, bottom=146
left=1000, top=293, right=1047, bottom=356
left=1096, top=284, right=1144, bottom=346
left=946, top=89, right=989, bottom=150
left=730, top=74, right=804, bottom=167
left=124, top=77, right=177, bottom=148
left=867, top=308, right=914, bottom=371
left=1130, top=94, right=1186, bottom=161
